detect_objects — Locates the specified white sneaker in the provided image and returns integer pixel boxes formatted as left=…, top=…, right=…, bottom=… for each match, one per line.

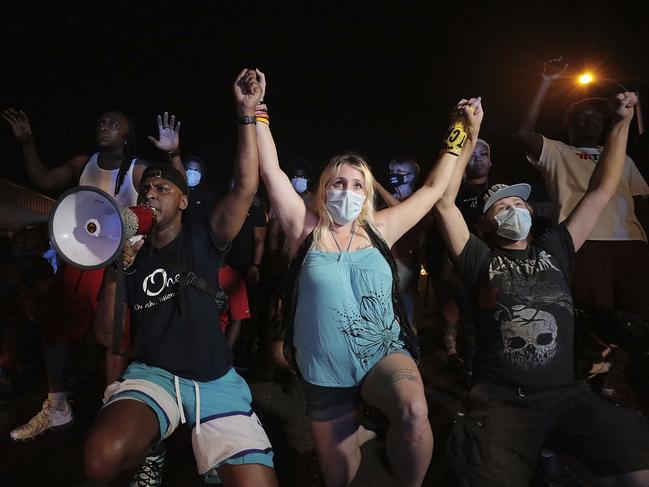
left=9, top=399, right=73, bottom=441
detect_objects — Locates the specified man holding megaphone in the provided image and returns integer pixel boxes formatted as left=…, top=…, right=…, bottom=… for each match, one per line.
left=3, top=104, right=186, bottom=443
left=84, top=69, right=277, bottom=487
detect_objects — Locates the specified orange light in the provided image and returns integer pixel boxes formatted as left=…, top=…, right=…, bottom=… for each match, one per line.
left=578, top=73, right=594, bottom=85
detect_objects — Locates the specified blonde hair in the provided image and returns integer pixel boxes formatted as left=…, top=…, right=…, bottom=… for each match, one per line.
left=312, top=153, right=377, bottom=249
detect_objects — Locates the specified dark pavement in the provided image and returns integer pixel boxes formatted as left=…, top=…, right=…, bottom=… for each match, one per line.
left=0, top=277, right=600, bottom=486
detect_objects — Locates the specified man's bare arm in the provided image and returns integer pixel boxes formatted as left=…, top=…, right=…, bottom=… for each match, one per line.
left=93, top=239, right=143, bottom=347
left=2, top=108, right=87, bottom=189
left=210, top=69, right=263, bottom=248
left=515, top=58, right=568, bottom=162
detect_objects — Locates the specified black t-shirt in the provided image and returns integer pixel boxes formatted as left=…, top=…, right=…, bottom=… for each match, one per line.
left=425, top=180, right=503, bottom=275
left=456, top=180, right=490, bottom=229
left=458, top=224, right=576, bottom=388
left=225, top=196, right=267, bottom=275
left=126, top=222, right=231, bottom=380
left=184, top=186, right=218, bottom=225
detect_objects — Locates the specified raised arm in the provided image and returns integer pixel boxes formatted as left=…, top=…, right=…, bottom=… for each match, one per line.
left=255, top=70, right=318, bottom=244
left=564, top=92, right=637, bottom=251
left=515, top=58, right=568, bottom=162
left=432, top=99, right=484, bottom=260
left=377, top=98, right=482, bottom=248
left=374, top=179, right=401, bottom=207
left=209, top=69, right=263, bottom=249
left=2, top=108, right=87, bottom=189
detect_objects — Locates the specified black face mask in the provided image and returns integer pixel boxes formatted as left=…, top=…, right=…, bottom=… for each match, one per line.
left=389, top=173, right=410, bottom=187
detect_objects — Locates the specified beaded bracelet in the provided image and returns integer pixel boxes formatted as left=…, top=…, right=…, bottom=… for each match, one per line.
left=255, top=103, right=269, bottom=125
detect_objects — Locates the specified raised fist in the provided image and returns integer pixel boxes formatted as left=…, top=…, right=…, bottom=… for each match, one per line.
left=611, top=92, right=638, bottom=121
left=122, top=237, right=145, bottom=270
left=451, top=97, right=484, bottom=140
left=234, top=69, right=263, bottom=111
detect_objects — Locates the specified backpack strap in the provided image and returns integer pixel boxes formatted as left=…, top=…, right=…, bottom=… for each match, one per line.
left=363, top=224, right=420, bottom=362
left=155, top=252, right=229, bottom=313
left=281, top=232, right=314, bottom=375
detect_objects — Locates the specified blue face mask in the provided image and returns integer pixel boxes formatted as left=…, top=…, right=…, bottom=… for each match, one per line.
left=291, top=176, right=308, bottom=194
left=325, top=190, right=366, bottom=225
left=186, top=169, right=202, bottom=188
left=494, top=206, right=532, bottom=241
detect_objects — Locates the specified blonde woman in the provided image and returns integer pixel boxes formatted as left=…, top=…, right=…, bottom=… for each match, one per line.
left=255, top=69, right=481, bottom=487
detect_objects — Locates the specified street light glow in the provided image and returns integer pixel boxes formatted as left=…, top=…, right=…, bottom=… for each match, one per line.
left=578, top=72, right=594, bottom=85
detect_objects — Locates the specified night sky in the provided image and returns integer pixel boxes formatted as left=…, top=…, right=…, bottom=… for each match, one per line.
left=2, top=1, right=649, bottom=198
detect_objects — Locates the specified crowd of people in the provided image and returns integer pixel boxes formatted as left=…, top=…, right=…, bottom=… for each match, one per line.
left=1, top=63, right=649, bottom=487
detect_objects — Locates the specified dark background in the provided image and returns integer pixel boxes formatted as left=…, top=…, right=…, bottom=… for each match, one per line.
left=2, top=0, right=648, bottom=197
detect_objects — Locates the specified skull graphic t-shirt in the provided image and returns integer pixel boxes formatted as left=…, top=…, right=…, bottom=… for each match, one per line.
left=458, top=224, right=576, bottom=388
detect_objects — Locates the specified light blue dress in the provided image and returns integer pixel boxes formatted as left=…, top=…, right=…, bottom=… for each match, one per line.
left=293, top=247, right=406, bottom=387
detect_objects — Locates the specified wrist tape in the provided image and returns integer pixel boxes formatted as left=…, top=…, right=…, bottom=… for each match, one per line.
left=443, top=121, right=468, bottom=156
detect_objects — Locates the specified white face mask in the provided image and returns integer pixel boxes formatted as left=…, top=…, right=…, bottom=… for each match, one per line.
left=291, top=176, right=308, bottom=194
left=325, top=190, right=366, bottom=225
left=186, top=169, right=202, bottom=188
left=494, top=206, right=532, bottom=241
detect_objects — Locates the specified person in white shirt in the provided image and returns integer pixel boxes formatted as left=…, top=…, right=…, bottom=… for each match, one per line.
left=515, top=58, right=649, bottom=321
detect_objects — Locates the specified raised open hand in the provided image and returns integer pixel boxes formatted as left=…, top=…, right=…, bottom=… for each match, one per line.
left=2, top=108, right=33, bottom=143
left=233, top=69, right=263, bottom=112
left=611, top=92, right=638, bottom=121
left=148, top=111, right=181, bottom=151
left=542, top=57, right=568, bottom=81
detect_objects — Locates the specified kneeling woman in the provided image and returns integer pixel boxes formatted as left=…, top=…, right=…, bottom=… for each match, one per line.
left=254, top=70, right=481, bottom=487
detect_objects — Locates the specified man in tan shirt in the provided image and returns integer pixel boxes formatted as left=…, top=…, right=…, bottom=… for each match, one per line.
left=516, top=60, right=649, bottom=321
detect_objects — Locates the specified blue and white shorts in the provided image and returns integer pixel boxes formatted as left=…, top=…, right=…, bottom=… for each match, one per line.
left=103, top=361, right=274, bottom=476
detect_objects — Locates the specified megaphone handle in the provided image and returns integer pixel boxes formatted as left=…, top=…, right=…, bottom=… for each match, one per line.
left=112, top=262, right=126, bottom=355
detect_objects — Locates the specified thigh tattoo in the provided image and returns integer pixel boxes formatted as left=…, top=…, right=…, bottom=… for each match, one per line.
left=389, top=368, right=418, bottom=384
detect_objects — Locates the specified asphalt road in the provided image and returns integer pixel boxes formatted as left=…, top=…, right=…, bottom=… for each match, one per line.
left=0, top=279, right=610, bottom=486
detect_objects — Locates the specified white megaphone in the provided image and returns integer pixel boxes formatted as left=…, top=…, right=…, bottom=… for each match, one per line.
left=49, top=186, right=156, bottom=270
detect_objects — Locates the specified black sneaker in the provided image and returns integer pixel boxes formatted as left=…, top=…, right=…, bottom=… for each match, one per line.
left=536, top=452, right=585, bottom=487
left=446, top=353, right=465, bottom=373
left=130, top=445, right=165, bottom=487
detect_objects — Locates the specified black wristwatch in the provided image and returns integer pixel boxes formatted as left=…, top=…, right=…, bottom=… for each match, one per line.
left=236, top=116, right=256, bottom=125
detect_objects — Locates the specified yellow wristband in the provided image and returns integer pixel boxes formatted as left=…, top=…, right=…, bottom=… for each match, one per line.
left=443, top=122, right=467, bottom=156
left=256, top=117, right=270, bottom=125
